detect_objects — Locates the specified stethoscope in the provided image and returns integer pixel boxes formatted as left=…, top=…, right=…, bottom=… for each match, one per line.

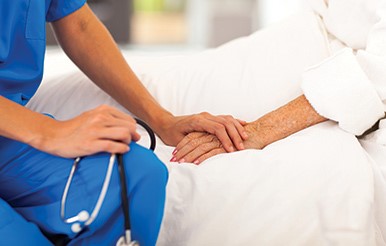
left=60, top=118, right=156, bottom=246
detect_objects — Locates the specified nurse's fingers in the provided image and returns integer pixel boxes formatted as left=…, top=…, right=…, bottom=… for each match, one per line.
left=97, top=127, right=141, bottom=144
left=190, top=113, right=247, bottom=152
left=214, top=115, right=248, bottom=148
left=101, top=118, right=141, bottom=142
left=93, top=139, right=131, bottom=154
left=85, top=106, right=140, bottom=141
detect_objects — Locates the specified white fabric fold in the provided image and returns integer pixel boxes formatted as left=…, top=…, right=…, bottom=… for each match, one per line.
left=320, top=0, right=378, bottom=50
left=302, top=48, right=384, bottom=135
left=303, top=0, right=386, bottom=136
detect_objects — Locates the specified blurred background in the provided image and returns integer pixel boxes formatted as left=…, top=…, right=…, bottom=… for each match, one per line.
left=47, top=0, right=305, bottom=50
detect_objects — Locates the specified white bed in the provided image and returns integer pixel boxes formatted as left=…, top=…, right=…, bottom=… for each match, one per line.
left=28, top=11, right=386, bottom=246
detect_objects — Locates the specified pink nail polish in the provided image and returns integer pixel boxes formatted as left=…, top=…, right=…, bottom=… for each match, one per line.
left=170, top=157, right=177, bottom=162
left=194, top=160, right=200, bottom=165
left=172, top=149, right=178, bottom=155
left=179, top=158, right=185, bottom=163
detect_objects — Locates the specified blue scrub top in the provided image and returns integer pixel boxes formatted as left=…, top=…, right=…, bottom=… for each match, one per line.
left=0, top=0, right=86, bottom=160
left=0, top=0, right=86, bottom=106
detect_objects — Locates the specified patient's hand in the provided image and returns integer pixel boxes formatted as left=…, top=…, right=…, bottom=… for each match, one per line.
left=172, top=95, right=328, bottom=164
left=171, top=132, right=226, bottom=164
left=171, top=122, right=265, bottom=164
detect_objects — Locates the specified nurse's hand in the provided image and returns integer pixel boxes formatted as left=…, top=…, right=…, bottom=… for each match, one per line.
left=155, top=113, right=248, bottom=153
left=34, top=105, right=140, bottom=158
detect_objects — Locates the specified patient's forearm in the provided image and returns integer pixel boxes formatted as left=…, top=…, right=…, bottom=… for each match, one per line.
left=245, top=95, right=327, bottom=149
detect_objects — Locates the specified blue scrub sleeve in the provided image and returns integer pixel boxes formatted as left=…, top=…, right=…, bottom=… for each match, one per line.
left=0, top=198, right=52, bottom=245
left=46, top=0, right=87, bottom=22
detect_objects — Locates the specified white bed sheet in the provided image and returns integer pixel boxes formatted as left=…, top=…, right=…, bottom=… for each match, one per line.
left=28, top=11, right=386, bottom=245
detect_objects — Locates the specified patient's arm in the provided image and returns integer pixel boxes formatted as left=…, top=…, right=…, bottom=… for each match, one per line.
left=50, top=4, right=247, bottom=151
left=172, top=95, right=327, bottom=164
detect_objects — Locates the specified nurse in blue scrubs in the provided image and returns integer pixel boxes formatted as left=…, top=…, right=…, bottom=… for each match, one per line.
left=0, top=0, right=247, bottom=245
left=0, top=0, right=168, bottom=244
left=0, top=0, right=169, bottom=245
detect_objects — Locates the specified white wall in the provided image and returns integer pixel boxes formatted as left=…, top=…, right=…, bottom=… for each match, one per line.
left=257, top=0, right=306, bottom=28
left=186, top=0, right=306, bottom=48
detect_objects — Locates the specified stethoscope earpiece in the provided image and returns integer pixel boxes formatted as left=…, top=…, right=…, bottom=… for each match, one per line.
left=78, top=210, right=90, bottom=222
left=71, top=223, right=82, bottom=233
left=69, top=211, right=89, bottom=232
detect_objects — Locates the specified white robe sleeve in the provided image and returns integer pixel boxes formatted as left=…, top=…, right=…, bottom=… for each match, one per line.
left=301, top=0, right=386, bottom=135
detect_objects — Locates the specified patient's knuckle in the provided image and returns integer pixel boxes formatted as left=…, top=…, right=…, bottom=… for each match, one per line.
left=197, top=144, right=204, bottom=151
left=184, top=134, right=194, bottom=141
left=209, top=135, right=219, bottom=144
left=198, top=143, right=208, bottom=152
left=188, top=132, right=201, bottom=139
left=217, top=141, right=223, bottom=149
left=191, top=138, right=201, bottom=147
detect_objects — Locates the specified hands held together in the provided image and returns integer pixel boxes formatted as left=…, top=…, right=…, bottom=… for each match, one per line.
left=170, top=121, right=266, bottom=165
left=37, top=105, right=249, bottom=161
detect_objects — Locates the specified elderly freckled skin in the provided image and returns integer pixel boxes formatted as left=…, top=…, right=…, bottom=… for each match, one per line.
left=172, top=95, right=328, bottom=163
left=243, top=95, right=327, bottom=150
left=244, top=96, right=327, bottom=149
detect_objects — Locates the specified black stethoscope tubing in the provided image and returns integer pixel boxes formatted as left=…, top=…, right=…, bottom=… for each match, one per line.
left=60, top=118, right=156, bottom=246
left=117, top=153, right=131, bottom=232
left=135, top=118, right=156, bottom=151
left=117, top=118, right=156, bottom=244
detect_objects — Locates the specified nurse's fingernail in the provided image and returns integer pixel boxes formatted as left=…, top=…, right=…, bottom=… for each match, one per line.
left=194, top=160, right=200, bottom=165
left=172, top=149, right=178, bottom=155
left=179, top=158, right=185, bottom=163
left=229, top=146, right=235, bottom=152
left=170, top=157, right=177, bottom=162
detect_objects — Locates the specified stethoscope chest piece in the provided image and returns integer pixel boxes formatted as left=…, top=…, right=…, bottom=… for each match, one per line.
left=116, top=235, right=140, bottom=246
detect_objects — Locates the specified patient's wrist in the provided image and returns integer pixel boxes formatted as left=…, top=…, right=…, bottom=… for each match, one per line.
left=243, top=121, right=274, bottom=150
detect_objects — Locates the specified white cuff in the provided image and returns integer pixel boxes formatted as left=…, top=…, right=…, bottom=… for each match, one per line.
left=301, top=48, right=384, bottom=135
